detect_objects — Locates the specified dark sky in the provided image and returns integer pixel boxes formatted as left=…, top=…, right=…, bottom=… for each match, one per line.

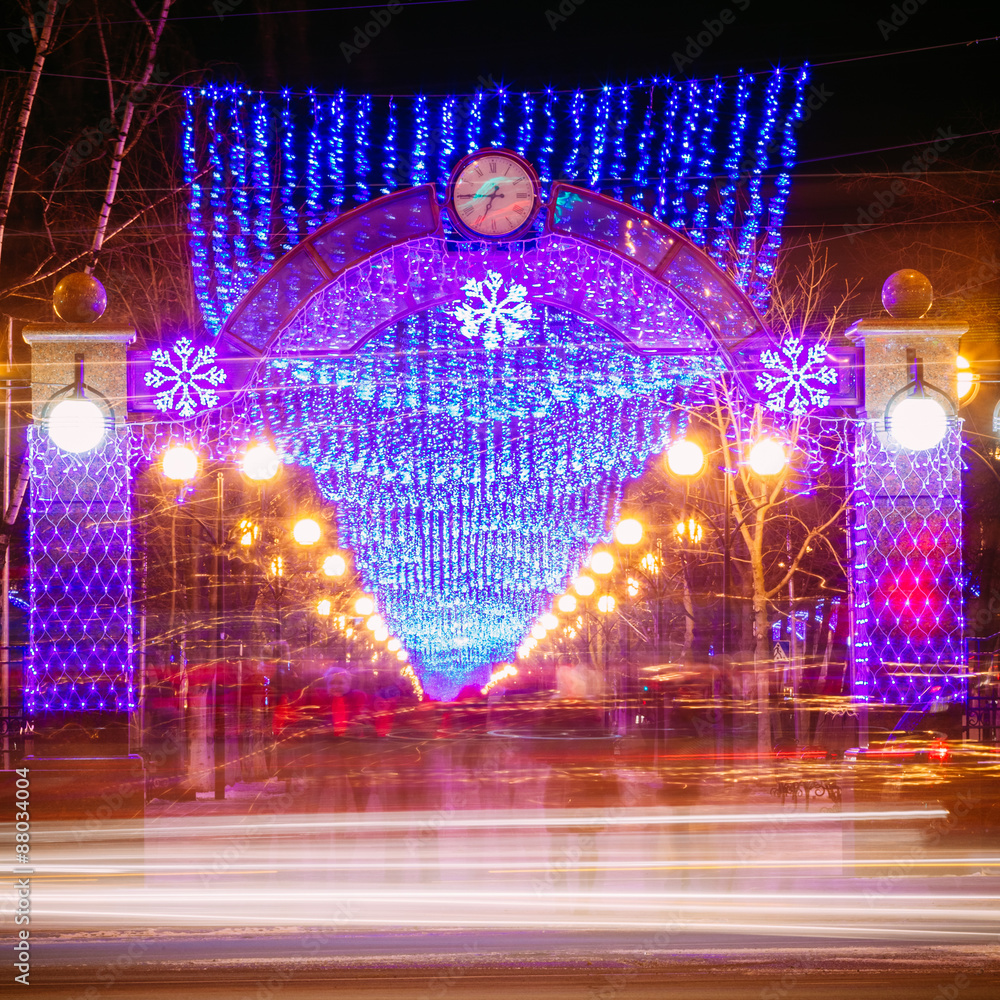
left=172, top=0, right=999, bottom=174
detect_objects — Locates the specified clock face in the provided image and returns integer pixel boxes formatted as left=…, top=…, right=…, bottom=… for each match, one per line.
left=448, top=150, right=539, bottom=239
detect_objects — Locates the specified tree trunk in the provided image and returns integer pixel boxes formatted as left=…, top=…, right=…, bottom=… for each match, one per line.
left=0, top=1, right=56, bottom=274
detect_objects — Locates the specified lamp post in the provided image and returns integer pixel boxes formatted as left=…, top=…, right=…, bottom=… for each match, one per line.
left=160, top=442, right=281, bottom=798
left=614, top=517, right=643, bottom=735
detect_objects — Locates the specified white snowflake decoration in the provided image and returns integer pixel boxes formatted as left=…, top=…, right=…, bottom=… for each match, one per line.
left=145, top=337, right=226, bottom=418
left=756, top=335, right=837, bottom=416
left=451, top=270, right=533, bottom=349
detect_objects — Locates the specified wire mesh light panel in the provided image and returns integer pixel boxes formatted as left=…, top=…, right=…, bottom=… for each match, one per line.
left=852, top=421, right=965, bottom=705
left=27, top=428, right=134, bottom=713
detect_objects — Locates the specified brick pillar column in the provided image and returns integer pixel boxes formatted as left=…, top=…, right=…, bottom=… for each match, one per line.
left=847, top=270, right=967, bottom=709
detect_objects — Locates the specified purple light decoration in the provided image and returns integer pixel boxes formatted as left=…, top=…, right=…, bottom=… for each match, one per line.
left=852, top=422, right=966, bottom=705
left=181, top=72, right=810, bottom=335
left=27, top=428, right=134, bottom=713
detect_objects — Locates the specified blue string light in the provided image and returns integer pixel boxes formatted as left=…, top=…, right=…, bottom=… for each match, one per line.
left=381, top=96, right=397, bottom=196
left=671, top=80, right=701, bottom=231
left=588, top=85, right=611, bottom=189
left=305, top=89, right=323, bottom=230
left=438, top=95, right=457, bottom=189
left=632, top=80, right=657, bottom=211
left=354, top=94, right=371, bottom=204
left=690, top=77, right=722, bottom=244
left=712, top=69, right=749, bottom=267
left=538, top=87, right=557, bottom=188
left=412, top=93, right=430, bottom=186
left=755, top=65, right=809, bottom=305
left=610, top=84, right=630, bottom=203
left=516, top=91, right=534, bottom=159
left=564, top=89, right=585, bottom=181
left=465, top=89, right=484, bottom=154
left=251, top=92, right=273, bottom=262
left=279, top=88, right=298, bottom=252
left=328, top=91, right=346, bottom=215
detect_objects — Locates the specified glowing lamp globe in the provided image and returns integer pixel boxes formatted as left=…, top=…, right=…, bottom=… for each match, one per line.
left=557, top=594, right=577, bottom=614
left=396, top=650, right=408, bottom=661
left=316, top=599, right=332, bottom=616
left=323, top=553, right=347, bottom=577
left=889, top=395, right=948, bottom=451
left=591, top=551, right=614, bottom=575
left=47, top=398, right=106, bottom=453
left=293, top=517, right=321, bottom=546
left=574, top=575, right=596, bottom=597
left=373, top=626, right=389, bottom=642
left=242, top=444, right=280, bottom=481
left=387, top=638, right=401, bottom=652
left=615, top=518, right=643, bottom=546
left=366, top=614, right=384, bottom=632
left=748, top=438, right=787, bottom=477
left=355, top=596, right=375, bottom=616
left=666, top=438, right=705, bottom=477
left=161, top=445, right=199, bottom=481
left=597, top=594, right=616, bottom=614
left=531, top=624, right=547, bottom=640
left=540, top=612, right=558, bottom=631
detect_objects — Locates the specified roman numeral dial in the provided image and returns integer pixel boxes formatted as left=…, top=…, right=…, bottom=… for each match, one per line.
left=447, top=148, right=540, bottom=240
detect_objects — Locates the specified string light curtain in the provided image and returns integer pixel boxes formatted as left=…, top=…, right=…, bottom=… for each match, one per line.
left=182, top=69, right=810, bottom=334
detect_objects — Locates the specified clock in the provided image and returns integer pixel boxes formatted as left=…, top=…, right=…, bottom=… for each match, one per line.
left=446, top=148, right=540, bottom=239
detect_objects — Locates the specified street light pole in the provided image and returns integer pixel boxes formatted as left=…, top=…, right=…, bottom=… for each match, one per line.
left=213, top=469, right=226, bottom=800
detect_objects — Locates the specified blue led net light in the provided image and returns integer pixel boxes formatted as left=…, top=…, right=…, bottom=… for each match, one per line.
left=27, top=428, right=134, bottom=713
left=251, top=306, right=717, bottom=698
left=182, top=71, right=809, bottom=337
left=852, top=422, right=965, bottom=705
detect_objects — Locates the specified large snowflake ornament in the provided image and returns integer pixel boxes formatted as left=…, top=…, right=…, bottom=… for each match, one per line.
left=756, top=335, right=837, bottom=416
left=145, top=337, right=227, bottom=417
left=451, top=270, right=533, bottom=349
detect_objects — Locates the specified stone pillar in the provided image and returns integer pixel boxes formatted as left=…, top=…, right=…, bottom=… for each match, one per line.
left=22, top=275, right=136, bottom=752
left=847, top=270, right=967, bottom=708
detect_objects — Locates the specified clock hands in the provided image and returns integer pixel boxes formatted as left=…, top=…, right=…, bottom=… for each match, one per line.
left=475, top=182, right=504, bottom=225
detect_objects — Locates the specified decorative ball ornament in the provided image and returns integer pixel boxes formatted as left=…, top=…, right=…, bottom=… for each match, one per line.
left=292, top=517, right=322, bottom=546
left=53, top=273, right=107, bottom=323
left=241, top=444, right=280, bottom=481
left=615, top=518, right=644, bottom=546
left=47, top=398, right=106, bottom=453
left=161, top=445, right=199, bottom=481
left=666, top=439, right=705, bottom=477
left=889, top=395, right=948, bottom=451
left=591, top=551, right=614, bottom=575
left=748, top=438, right=788, bottom=477
left=881, top=269, right=933, bottom=319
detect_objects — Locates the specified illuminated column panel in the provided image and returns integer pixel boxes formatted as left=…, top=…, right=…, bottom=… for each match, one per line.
left=23, top=324, right=136, bottom=716
left=847, top=273, right=967, bottom=706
